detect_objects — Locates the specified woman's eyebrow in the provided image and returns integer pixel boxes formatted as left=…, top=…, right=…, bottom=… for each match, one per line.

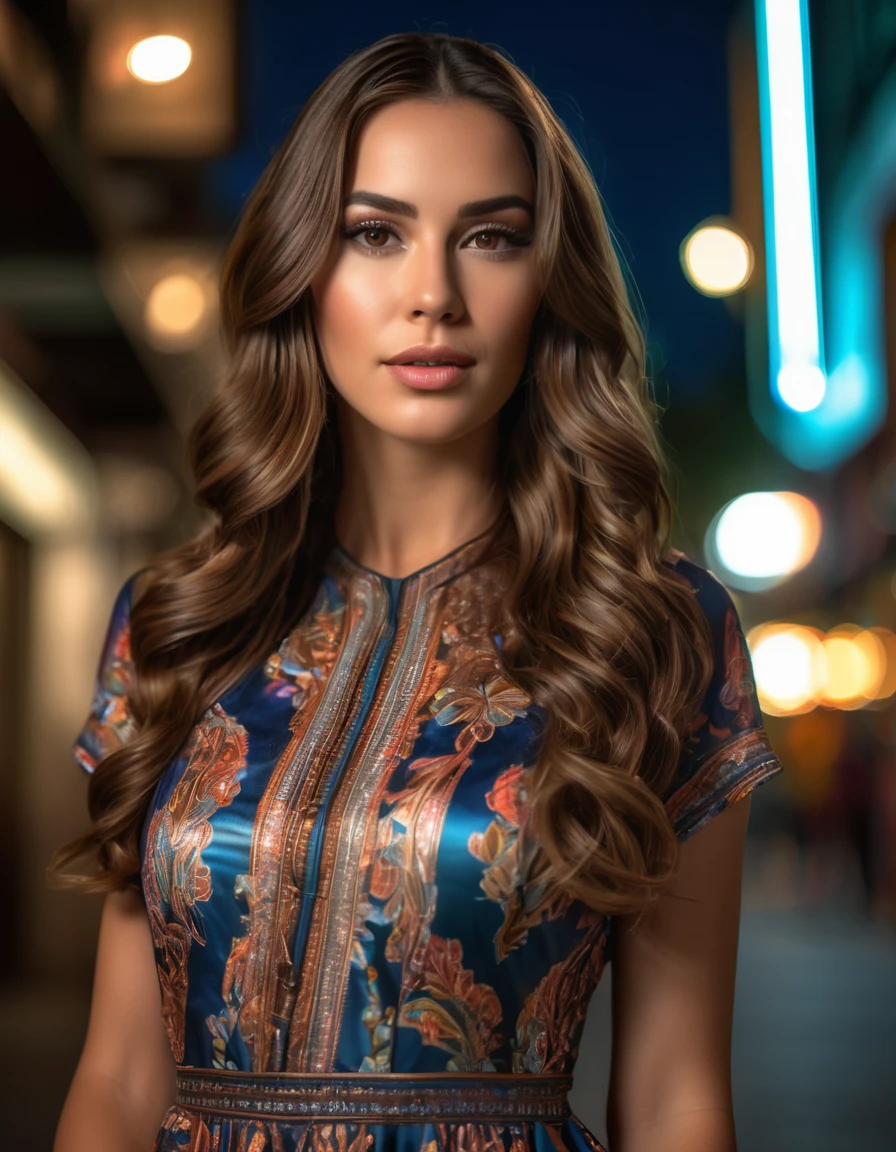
left=343, top=191, right=534, bottom=220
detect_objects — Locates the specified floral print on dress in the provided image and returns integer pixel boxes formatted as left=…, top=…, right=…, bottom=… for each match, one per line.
left=430, top=674, right=531, bottom=743
left=399, top=934, right=504, bottom=1071
left=367, top=574, right=536, bottom=1050
left=513, top=926, right=607, bottom=1074
left=142, top=702, right=248, bottom=1062
left=718, top=602, right=758, bottom=729
left=72, top=575, right=137, bottom=773
left=468, top=765, right=571, bottom=962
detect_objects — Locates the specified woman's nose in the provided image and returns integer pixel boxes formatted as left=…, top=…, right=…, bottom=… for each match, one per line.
left=403, top=240, right=465, bottom=321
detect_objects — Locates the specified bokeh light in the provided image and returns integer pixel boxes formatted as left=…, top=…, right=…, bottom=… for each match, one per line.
left=748, top=621, right=896, bottom=714
left=126, top=35, right=192, bottom=84
left=712, top=491, right=822, bottom=584
left=0, top=362, right=96, bottom=537
left=680, top=221, right=753, bottom=296
left=144, top=273, right=209, bottom=349
left=818, top=625, right=887, bottom=708
left=749, top=623, right=824, bottom=715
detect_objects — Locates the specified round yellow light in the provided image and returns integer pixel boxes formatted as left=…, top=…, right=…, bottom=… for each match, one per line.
left=681, top=223, right=753, bottom=296
left=127, top=35, right=192, bottom=84
left=144, top=274, right=208, bottom=345
left=749, top=623, right=822, bottom=715
left=817, top=626, right=886, bottom=708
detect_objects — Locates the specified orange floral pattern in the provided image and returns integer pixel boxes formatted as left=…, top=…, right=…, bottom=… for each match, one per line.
left=468, top=766, right=571, bottom=961
left=142, top=702, right=248, bottom=1062
left=399, top=935, right=504, bottom=1070
left=718, top=605, right=757, bottom=729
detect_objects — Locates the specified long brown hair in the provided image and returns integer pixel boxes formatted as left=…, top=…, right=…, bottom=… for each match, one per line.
left=49, top=31, right=715, bottom=918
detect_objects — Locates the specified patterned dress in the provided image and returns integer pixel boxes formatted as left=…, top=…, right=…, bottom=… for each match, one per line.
left=73, top=527, right=783, bottom=1152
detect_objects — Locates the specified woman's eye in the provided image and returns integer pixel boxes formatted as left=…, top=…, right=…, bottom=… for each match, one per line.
left=343, top=221, right=400, bottom=254
left=357, top=226, right=396, bottom=251
left=469, top=230, right=502, bottom=251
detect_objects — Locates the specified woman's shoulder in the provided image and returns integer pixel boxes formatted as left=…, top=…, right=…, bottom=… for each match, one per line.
left=658, top=548, right=784, bottom=841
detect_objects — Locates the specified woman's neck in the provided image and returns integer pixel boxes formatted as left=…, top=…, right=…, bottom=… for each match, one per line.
left=333, top=406, right=504, bottom=581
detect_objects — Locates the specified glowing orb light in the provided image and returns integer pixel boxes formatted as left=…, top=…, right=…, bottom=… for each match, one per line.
left=749, top=623, right=823, bottom=715
left=127, top=35, right=192, bottom=84
left=681, top=222, right=753, bottom=296
left=144, top=273, right=208, bottom=347
left=714, top=491, right=821, bottom=581
left=818, top=626, right=886, bottom=708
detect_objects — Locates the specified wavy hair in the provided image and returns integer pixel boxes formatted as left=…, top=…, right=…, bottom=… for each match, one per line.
left=50, top=31, right=715, bottom=918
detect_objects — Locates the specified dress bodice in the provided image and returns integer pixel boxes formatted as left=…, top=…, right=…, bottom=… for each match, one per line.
left=72, top=532, right=783, bottom=1147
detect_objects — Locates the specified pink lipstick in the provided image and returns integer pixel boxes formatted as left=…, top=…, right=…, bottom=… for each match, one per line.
left=383, top=343, right=476, bottom=390
left=385, top=363, right=471, bottom=390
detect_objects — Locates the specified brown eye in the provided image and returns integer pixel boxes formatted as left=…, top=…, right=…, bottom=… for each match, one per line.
left=471, top=231, right=500, bottom=251
left=343, top=220, right=401, bottom=255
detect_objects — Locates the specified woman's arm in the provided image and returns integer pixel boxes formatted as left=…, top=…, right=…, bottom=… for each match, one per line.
left=53, top=888, right=177, bottom=1152
left=606, top=795, right=751, bottom=1152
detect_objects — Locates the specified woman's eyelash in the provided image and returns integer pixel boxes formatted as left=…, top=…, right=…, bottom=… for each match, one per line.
left=341, top=219, right=531, bottom=258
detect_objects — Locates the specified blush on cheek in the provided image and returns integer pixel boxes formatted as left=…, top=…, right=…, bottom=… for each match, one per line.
left=323, top=278, right=386, bottom=353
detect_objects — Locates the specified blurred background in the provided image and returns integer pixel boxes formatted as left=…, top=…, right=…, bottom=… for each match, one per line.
left=1, top=1, right=894, bottom=1149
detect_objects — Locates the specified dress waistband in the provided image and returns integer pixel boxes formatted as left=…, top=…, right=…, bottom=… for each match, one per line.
left=175, top=1068, right=573, bottom=1124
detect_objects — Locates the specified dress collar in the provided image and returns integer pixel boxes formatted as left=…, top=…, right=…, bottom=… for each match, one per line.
left=326, top=517, right=502, bottom=596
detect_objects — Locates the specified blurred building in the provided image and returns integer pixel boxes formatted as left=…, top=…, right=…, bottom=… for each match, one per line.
left=0, top=0, right=241, bottom=994
left=0, top=8, right=239, bottom=1138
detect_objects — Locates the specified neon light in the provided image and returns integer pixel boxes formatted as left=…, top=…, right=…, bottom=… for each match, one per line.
left=755, top=0, right=825, bottom=412
left=751, top=0, right=889, bottom=468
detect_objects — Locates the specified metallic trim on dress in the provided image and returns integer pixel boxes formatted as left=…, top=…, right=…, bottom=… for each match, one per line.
left=217, top=574, right=385, bottom=1071
left=174, top=1068, right=573, bottom=1123
left=664, top=725, right=782, bottom=833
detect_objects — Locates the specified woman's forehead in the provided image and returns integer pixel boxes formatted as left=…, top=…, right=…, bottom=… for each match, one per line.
left=345, top=99, right=535, bottom=205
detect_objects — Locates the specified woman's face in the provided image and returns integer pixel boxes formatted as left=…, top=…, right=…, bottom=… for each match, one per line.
left=310, top=97, right=541, bottom=447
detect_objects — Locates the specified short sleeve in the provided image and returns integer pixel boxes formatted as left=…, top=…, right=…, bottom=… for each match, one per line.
left=662, top=553, right=784, bottom=843
left=72, top=575, right=138, bottom=775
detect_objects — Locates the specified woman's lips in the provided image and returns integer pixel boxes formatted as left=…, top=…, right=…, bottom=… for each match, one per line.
left=384, top=363, right=471, bottom=390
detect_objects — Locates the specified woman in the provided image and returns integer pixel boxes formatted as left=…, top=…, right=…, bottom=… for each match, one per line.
left=51, top=30, right=783, bottom=1152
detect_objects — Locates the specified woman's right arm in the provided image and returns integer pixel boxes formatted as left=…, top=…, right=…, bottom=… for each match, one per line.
left=53, top=887, right=177, bottom=1152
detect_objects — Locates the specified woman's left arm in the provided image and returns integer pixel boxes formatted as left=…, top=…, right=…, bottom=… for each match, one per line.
left=605, top=794, right=751, bottom=1152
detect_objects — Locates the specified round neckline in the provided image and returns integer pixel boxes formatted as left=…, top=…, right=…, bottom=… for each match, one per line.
left=332, top=516, right=501, bottom=586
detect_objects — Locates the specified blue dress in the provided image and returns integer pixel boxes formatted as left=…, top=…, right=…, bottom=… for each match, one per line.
left=73, top=529, right=783, bottom=1152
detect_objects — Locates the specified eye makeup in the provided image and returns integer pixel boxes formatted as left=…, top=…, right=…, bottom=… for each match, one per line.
left=342, top=219, right=532, bottom=261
